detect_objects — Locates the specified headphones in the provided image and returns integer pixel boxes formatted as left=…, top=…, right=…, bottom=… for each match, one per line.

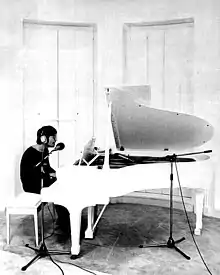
left=40, top=130, right=47, bottom=144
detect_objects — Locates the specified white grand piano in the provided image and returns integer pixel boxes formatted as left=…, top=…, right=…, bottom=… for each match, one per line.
left=41, top=86, right=214, bottom=258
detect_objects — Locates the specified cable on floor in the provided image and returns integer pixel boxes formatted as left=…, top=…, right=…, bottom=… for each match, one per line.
left=42, top=203, right=98, bottom=275
left=44, top=203, right=56, bottom=240
left=174, top=161, right=213, bottom=275
left=55, top=259, right=98, bottom=275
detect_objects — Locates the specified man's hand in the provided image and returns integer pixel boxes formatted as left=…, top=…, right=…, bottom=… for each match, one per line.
left=49, top=172, right=56, bottom=178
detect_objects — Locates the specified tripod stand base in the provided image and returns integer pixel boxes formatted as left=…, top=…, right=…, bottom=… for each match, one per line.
left=21, top=243, right=71, bottom=271
left=139, top=237, right=190, bottom=260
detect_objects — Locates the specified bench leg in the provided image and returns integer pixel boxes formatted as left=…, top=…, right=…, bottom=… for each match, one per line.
left=34, top=212, right=39, bottom=246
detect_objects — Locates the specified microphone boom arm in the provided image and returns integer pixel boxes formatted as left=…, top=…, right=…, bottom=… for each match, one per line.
left=35, top=152, right=52, bottom=168
left=35, top=142, right=65, bottom=167
left=167, top=149, right=212, bottom=159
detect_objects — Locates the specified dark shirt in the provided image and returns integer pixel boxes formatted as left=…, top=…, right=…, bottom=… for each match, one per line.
left=20, top=146, right=56, bottom=194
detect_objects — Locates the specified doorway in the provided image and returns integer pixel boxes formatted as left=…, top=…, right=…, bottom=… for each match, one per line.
left=123, top=18, right=194, bottom=204
left=22, top=20, right=97, bottom=168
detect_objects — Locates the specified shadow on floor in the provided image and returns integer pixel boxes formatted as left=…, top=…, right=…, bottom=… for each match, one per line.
left=1, top=203, right=220, bottom=275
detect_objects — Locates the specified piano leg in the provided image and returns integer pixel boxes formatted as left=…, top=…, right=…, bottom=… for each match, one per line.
left=85, top=206, right=95, bottom=239
left=69, top=208, right=83, bottom=259
left=194, top=189, right=204, bottom=236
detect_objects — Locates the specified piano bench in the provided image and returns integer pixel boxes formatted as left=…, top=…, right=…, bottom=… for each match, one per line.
left=5, top=192, right=42, bottom=246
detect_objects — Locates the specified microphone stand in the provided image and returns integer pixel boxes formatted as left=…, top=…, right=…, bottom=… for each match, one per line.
left=139, top=149, right=212, bottom=260
left=21, top=147, right=70, bottom=271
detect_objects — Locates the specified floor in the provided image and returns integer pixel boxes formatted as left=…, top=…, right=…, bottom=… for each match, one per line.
left=0, top=203, right=220, bottom=275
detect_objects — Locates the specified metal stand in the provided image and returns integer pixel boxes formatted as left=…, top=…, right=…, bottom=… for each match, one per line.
left=139, top=150, right=212, bottom=260
left=139, top=150, right=211, bottom=259
left=139, top=154, right=190, bottom=260
left=21, top=150, right=70, bottom=272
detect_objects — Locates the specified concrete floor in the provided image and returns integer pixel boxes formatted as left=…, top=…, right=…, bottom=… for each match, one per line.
left=0, top=249, right=110, bottom=275
left=1, top=203, right=220, bottom=275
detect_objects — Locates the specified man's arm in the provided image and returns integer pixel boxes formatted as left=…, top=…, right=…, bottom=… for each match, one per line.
left=42, top=159, right=57, bottom=187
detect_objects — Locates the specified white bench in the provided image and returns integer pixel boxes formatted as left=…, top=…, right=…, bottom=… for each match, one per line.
left=5, top=192, right=42, bottom=246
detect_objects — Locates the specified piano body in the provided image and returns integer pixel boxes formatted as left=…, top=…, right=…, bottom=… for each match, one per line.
left=41, top=86, right=214, bottom=257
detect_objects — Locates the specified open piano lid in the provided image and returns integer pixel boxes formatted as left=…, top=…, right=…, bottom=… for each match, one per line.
left=107, top=86, right=214, bottom=152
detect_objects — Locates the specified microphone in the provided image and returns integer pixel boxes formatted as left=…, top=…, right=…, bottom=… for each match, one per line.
left=52, top=142, right=65, bottom=152
left=35, top=143, right=65, bottom=167
left=204, top=150, right=212, bottom=154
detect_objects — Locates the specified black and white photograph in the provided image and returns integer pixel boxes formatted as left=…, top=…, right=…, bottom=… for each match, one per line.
left=0, top=0, right=220, bottom=274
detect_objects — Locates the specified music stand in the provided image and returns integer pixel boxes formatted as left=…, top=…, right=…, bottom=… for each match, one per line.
left=139, top=150, right=212, bottom=260
left=21, top=148, right=70, bottom=271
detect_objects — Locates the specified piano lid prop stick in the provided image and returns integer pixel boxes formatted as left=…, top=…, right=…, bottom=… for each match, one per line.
left=92, top=204, right=108, bottom=232
left=88, top=153, right=100, bottom=166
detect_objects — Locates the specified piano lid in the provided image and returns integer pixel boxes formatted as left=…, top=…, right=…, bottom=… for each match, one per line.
left=107, top=86, right=214, bottom=151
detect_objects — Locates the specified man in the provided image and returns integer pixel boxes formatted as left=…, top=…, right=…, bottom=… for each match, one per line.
left=20, top=125, right=57, bottom=194
left=20, top=125, right=70, bottom=232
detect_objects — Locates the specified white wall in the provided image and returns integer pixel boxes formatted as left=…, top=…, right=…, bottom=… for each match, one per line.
left=1, top=0, right=220, bottom=215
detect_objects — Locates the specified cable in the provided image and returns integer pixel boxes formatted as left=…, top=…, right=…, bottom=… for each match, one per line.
left=44, top=203, right=69, bottom=239
left=38, top=202, right=65, bottom=275
left=43, top=204, right=99, bottom=274
left=44, top=203, right=65, bottom=275
left=55, top=259, right=98, bottom=275
left=83, top=241, right=110, bottom=248
left=174, top=161, right=213, bottom=275
left=42, top=192, right=212, bottom=274
left=44, top=203, right=55, bottom=240
left=47, top=247, right=65, bottom=275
